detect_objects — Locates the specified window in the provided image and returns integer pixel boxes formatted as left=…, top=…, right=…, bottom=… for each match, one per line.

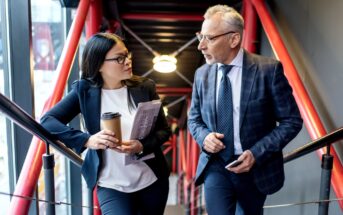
left=0, top=0, right=10, bottom=213
left=31, top=0, right=68, bottom=213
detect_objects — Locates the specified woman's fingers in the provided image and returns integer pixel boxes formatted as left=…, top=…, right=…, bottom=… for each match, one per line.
left=85, top=130, right=119, bottom=150
left=114, top=140, right=142, bottom=154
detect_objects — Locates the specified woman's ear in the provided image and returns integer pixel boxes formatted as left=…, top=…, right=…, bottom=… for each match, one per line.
left=230, top=33, right=241, bottom=48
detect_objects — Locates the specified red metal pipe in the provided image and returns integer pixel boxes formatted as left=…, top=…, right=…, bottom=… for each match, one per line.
left=121, top=13, right=203, bottom=21
left=86, top=0, right=102, bottom=39
left=251, top=0, right=343, bottom=208
left=190, top=182, right=198, bottom=215
left=242, top=0, right=258, bottom=53
left=9, top=0, right=91, bottom=213
left=156, top=87, right=192, bottom=95
left=86, top=1, right=103, bottom=212
left=172, top=133, right=177, bottom=173
left=179, top=129, right=186, bottom=173
left=93, top=188, right=101, bottom=215
left=191, top=138, right=199, bottom=178
left=186, top=127, right=193, bottom=182
left=163, top=146, right=173, bottom=154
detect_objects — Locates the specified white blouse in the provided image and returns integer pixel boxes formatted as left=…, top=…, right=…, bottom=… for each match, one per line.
left=97, top=86, right=157, bottom=192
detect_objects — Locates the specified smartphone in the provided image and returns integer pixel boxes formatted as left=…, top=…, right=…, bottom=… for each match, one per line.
left=225, top=160, right=243, bottom=169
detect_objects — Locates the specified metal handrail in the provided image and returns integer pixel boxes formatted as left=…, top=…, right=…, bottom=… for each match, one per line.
left=0, top=93, right=83, bottom=167
left=284, top=127, right=343, bottom=163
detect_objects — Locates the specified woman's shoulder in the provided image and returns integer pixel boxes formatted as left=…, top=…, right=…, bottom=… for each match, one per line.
left=127, top=75, right=156, bottom=89
left=140, top=78, right=155, bottom=88
left=71, top=79, right=93, bottom=89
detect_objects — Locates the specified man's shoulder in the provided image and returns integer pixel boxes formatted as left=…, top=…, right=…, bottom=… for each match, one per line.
left=245, top=51, right=280, bottom=67
left=195, top=63, right=215, bottom=77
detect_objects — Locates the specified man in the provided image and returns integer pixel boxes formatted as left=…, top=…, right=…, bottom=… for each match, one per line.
left=188, top=5, right=303, bottom=215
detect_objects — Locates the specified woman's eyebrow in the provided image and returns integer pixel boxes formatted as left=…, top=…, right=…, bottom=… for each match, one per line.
left=113, top=51, right=129, bottom=56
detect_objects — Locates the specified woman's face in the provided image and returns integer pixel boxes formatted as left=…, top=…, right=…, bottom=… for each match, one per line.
left=99, top=41, right=133, bottom=89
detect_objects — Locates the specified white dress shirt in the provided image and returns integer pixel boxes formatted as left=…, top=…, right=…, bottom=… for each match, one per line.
left=216, top=48, right=244, bottom=155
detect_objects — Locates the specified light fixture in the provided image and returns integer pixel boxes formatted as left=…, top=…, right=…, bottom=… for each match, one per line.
left=153, top=55, right=177, bottom=73
left=163, top=106, right=168, bottom=116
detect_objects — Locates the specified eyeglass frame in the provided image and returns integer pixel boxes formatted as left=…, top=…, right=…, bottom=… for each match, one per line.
left=104, top=52, right=132, bottom=64
left=195, top=31, right=237, bottom=43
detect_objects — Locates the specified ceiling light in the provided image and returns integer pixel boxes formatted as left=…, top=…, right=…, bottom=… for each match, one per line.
left=153, top=55, right=177, bottom=73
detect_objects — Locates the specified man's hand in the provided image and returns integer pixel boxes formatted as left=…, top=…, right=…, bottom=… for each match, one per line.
left=227, top=150, right=255, bottom=173
left=203, top=132, right=226, bottom=153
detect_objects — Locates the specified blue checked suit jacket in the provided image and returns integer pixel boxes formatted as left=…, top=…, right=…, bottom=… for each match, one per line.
left=188, top=50, right=303, bottom=195
left=41, top=78, right=171, bottom=189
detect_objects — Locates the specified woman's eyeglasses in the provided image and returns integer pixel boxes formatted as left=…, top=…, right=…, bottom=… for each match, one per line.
left=104, top=52, right=132, bottom=64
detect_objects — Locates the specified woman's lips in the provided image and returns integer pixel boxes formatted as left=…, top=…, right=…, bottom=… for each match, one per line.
left=124, top=68, right=132, bottom=73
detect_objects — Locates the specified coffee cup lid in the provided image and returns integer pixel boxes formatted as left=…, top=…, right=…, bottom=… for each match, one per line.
left=101, top=112, right=121, bottom=120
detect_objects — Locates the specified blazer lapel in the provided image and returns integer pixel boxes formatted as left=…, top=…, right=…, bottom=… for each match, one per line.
left=208, top=65, right=218, bottom=132
left=85, top=86, right=101, bottom=134
left=129, top=86, right=149, bottom=107
left=240, top=51, right=257, bottom=130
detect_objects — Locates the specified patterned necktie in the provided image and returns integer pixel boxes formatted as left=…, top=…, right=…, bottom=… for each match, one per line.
left=217, top=65, right=234, bottom=163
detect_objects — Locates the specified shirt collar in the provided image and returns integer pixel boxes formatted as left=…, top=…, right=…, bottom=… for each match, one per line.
left=217, top=48, right=244, bottom=70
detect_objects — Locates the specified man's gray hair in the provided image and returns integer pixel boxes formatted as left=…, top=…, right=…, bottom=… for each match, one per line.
left=204, top=5, right=244, bottom=34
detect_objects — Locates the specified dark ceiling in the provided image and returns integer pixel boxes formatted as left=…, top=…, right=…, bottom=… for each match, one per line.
left=102, top=0, right=242, bottom=122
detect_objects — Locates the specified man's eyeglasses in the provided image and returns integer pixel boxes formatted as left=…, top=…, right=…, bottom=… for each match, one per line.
left=104, top=52, right=132, bottom=64
left=195, top=31, right=236, bottom=43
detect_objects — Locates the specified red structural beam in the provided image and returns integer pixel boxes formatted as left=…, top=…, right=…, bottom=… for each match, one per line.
left=86, top=0, right=102, bottom=39
left=9, top=0, right=91, bottom=213
left=86, top=1, right=103, bottom=214
left=172, top=133, right=177, bottom=173
left=121, top=13, right=203, bottom=21
left=242, top=0, right=258, bottom=53
left=156, top=87, right=192, bottom=95
left=251, top=0, right=343, bottom=209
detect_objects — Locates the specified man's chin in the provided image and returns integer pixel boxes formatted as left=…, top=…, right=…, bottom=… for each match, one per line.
left=205, top=59, right=216, bottom=65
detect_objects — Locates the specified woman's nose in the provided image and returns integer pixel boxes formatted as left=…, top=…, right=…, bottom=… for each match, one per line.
left=124, top=57, right=131, bottom=65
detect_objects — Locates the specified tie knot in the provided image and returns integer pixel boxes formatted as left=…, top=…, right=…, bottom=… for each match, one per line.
left=221, top=65, right=233, bottom=76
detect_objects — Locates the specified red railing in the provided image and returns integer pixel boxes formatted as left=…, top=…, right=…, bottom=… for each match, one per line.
left=9, top=0, right=91, bottom=213
left=249, top=0, right=343, bottom=209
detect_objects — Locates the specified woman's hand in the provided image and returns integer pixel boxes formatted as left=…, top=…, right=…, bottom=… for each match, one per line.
left=113, top=139, right=143, bottom=154
left=85, top=130, right=119, bottom=150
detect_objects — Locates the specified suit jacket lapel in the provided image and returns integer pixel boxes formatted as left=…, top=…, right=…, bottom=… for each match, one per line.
left=86, top=86, right=101, bottom=134
left=129, top=85, right=149, bottom=107
left=240, top=51, right=257, bottom=130
left=208, top=65, right=218, bottom=132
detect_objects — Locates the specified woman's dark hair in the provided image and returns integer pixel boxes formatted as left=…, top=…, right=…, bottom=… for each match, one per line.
left=81, top=33, right=147, bottom=110
left=81, top=33, right=120, bottom=86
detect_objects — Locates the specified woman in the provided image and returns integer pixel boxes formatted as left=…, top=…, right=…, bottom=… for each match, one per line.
left=40, top=33, right=171, bottom=215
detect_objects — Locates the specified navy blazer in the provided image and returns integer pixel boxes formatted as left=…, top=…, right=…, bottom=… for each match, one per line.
left=41, top=78, right=171, bottom=189
left=188, top=51, right=302, bottom=195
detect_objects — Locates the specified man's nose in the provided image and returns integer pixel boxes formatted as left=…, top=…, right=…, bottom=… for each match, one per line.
left=198, top=40, right=206, bottom=50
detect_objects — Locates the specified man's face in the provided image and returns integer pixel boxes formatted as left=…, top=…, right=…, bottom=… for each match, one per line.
left=197, top=14, right=238, bottom=65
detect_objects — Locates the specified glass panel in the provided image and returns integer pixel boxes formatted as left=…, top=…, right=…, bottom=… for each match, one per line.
left=0, top=0, right=10, bottom=213
left=31, top=0, right=68, bottom=213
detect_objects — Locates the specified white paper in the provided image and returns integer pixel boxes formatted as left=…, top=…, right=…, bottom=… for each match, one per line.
left=125, top=100, right=162, bottom=165
left=130, top=99, right=161, bottom=140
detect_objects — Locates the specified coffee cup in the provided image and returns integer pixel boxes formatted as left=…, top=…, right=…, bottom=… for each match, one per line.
left=101, top=112, right=122, bottom=144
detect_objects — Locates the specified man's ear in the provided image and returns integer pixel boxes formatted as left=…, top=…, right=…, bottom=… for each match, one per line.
left=230, top=33, right=241, bottom=48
